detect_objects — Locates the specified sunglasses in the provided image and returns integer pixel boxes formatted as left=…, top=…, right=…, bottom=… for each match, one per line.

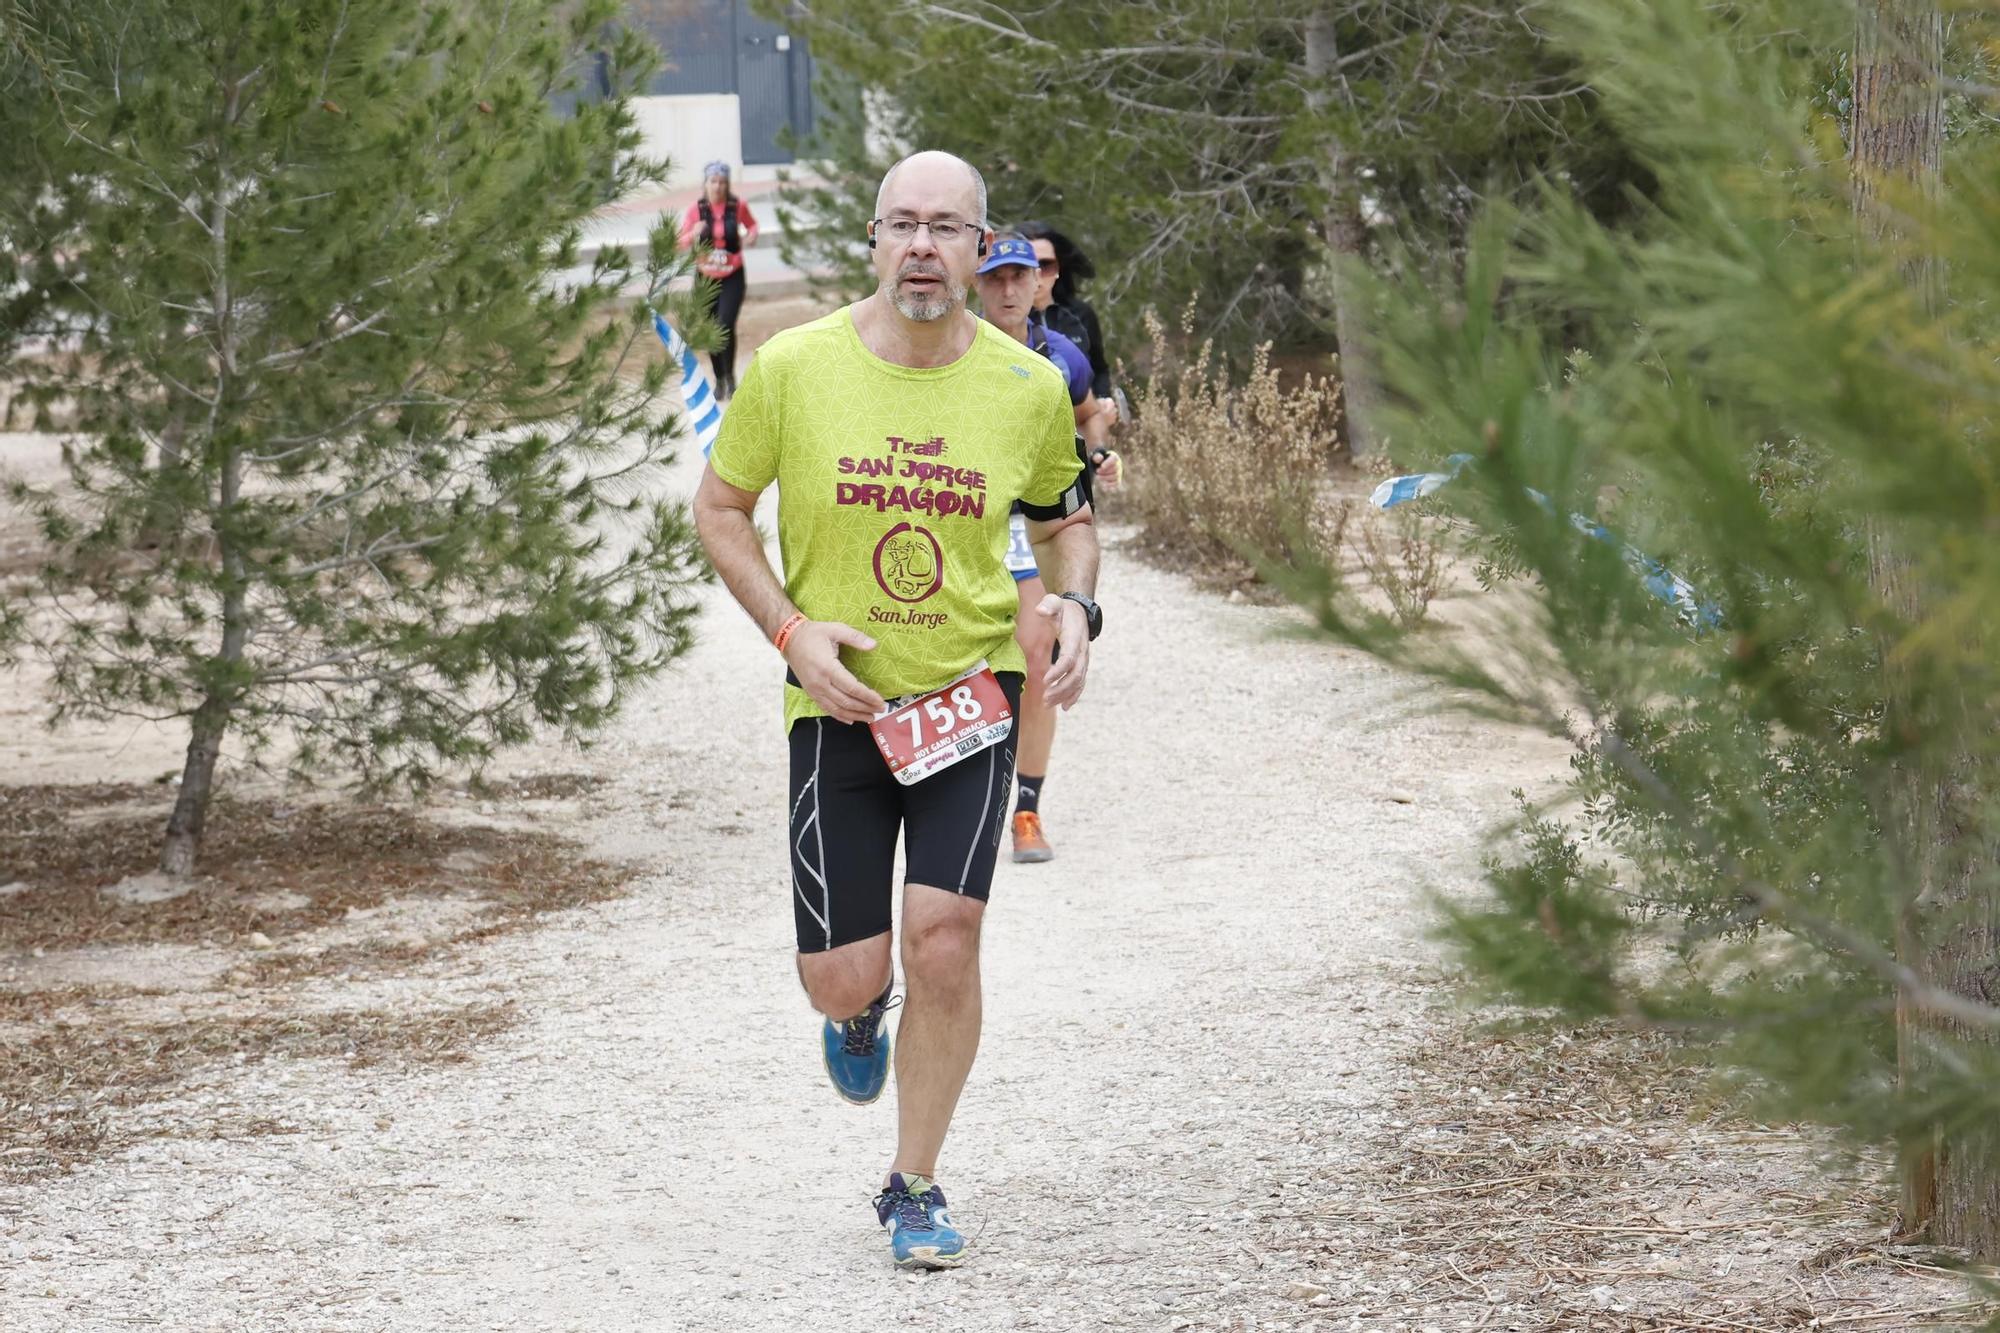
left=1037, top=257, right=1059, bottom=271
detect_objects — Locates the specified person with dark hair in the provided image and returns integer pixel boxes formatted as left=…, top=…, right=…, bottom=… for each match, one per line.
left=677, top=160, right=760, bottom=400
left=972, top=235, right=1121, bottom=866
left=1018, top=220, right=1115, bottom=415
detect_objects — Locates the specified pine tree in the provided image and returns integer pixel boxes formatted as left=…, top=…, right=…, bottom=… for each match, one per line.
left=776, top=0, right=1647, bottom=448
left=765, top=68, right=889, bottom=309
left=1289, top=0, right=2000, bottom=1260
left=1, top=0, right=711, bottom=876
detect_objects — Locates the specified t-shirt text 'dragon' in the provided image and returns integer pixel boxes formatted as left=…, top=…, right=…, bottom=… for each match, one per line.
left=836, top=436, right=988, bottom=519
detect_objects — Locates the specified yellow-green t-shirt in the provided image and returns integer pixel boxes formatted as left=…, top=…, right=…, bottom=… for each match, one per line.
left=709, top=306, right=1084, bottom=732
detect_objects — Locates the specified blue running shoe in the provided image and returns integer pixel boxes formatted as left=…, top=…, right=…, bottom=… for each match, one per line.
left=874, top=1173, right=967, bottom=1269
left=821, top=985, right=898, bottom=1105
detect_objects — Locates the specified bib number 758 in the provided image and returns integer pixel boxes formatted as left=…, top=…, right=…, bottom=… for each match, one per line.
left=902, top=684, right=987, bottom=748
left=870, top=665, right=1014, bottom=786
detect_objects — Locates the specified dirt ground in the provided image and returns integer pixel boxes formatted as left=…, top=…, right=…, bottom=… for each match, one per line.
left=0, top=295, right=1983, bottom=1331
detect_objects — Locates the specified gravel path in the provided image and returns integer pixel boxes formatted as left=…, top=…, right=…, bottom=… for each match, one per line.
left=0, top=439, right=1573, bottom=1331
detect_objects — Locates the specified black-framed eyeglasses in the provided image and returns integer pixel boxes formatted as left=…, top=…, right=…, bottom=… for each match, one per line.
left=872, top=216, right=979, bottom=244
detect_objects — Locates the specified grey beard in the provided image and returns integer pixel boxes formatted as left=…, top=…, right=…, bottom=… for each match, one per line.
left=886, top=274, right=964, bottom=323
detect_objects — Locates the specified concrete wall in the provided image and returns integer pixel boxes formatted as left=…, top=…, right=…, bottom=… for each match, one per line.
left=631, top=94, right=743, bottom=190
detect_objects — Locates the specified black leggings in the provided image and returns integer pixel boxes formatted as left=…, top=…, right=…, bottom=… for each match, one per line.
left=786, top=672, right=1024, bottom=953
left=711, top=268, right=746, bottom=386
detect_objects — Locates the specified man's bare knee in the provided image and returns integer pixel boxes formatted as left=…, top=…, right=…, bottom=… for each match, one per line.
left=798, top=936, right=892, bottom=1020
left=802, top=968, right=888, bottom=1021
left=901, top=914, right=979, bottom=992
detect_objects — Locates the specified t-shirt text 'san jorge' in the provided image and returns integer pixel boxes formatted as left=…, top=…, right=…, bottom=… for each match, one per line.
left=709, top=306, right=1084, bottom=731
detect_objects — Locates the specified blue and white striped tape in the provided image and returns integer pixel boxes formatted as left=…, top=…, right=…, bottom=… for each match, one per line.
left=1370, top=454, right=1722, bottom=630
left=1367, top=454, right=1476, bottom=509
left=1550, top=502, right=1720, bottom=630
left=653, top=311, right=722, bottom=458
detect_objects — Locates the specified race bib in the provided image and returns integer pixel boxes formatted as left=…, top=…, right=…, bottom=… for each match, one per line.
left=1004, top=512, right=1037, bottom=575
left=868, top=663, right=1014, bottom=786
left=698, top=249, right=736, bottom=279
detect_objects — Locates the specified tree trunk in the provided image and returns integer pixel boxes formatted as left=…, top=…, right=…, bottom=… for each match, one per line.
left=1304, top=8, right=1386, bottom=458
left=1851, top=0, right=1944, bottom=298
left=159, top=524, right=245, bottom=877
left=159, top=77, right=251, bottom=880
left=1899, top=774, right=2000, bottom=1258
left=159, top=702, right=227, bottom=877
left=1851, top=0, right=2000, bottom=1259
left=159, top=497, right=248, bottom=877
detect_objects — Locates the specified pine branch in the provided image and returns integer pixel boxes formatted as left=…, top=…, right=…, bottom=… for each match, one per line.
left=249, top=307, right=390, bottom=370
left=1591, top=727, right=2000, bottom=1034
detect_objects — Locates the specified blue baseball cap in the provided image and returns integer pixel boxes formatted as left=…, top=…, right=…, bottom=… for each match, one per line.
left=976, top=237, right=1038, bottom=275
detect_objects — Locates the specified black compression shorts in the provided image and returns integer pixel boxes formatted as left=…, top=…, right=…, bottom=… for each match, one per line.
left=785, top=672, right=1024, bottom=954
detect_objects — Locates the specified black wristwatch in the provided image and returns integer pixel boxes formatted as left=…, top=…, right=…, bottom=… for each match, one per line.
left=1059, top=592, right=1103, bottom=641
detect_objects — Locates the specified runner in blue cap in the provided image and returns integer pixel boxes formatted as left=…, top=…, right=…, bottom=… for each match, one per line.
left=974, top=234, right=1120, bottom=865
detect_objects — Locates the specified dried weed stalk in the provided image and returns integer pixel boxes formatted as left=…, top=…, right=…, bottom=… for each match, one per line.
left=1352, top=503, right=1447, bottom=629
left=1127, top=303, right=1345, bottom=581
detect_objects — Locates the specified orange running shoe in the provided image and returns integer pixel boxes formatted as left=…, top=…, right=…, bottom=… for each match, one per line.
left=1011, top=810, right=1054, bottom=863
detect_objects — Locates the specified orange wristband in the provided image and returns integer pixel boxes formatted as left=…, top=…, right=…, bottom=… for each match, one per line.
left=773, top=613, right=807, bottom=654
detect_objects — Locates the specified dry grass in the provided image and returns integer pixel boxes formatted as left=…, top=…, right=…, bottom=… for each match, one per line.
left=1124, top=304, right=1347, bottom=588
left=0, top=778, right=637, bottom=1181
left=1319, top=1011, right=2000, bottom=1330
left=1350, top=501, right=1449, bottom=628
left=0, top=780, right=632, bottom=955
left=0, top=997, right=518, bottom=1182
left=1116, top=310, right=1454, bottom=625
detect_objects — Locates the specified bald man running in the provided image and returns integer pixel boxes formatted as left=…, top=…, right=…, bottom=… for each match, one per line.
left=693, top=150, right=1103, bottom=1268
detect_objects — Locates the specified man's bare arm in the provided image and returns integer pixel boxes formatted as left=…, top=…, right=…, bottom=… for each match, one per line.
left=692, top=464, right=795, bottom=639
left=1026, top=505, right=1098, bottom=598
left=1025, top=505, right=1098, bottom=708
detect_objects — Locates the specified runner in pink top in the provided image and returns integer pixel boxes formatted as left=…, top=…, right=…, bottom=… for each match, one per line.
left=677, top=161, right=760, bottom=400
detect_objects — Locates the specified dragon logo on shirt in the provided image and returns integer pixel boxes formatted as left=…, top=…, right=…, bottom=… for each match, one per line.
left=873, top=522, right=945, bottom=603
